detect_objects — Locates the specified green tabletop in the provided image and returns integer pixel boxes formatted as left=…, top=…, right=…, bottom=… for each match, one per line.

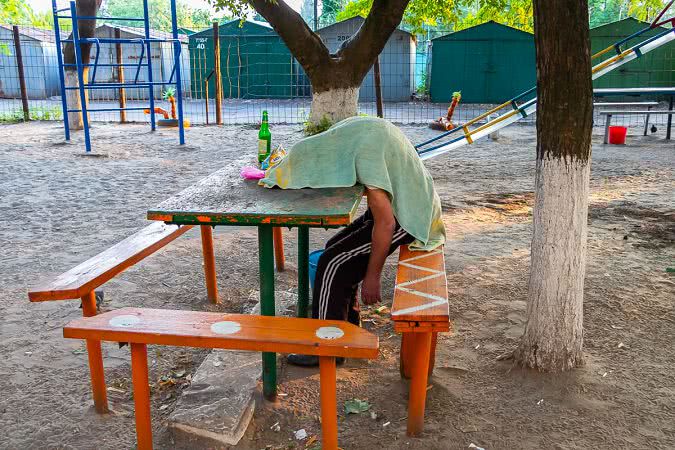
left=147, top=165, right=364, bottom=401
left=147, top=165, right=364, bottom=227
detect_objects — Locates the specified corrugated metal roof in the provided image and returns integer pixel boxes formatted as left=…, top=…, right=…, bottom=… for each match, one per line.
left=96, top=24, right=188, bottom=43
left=0, top=25, right=67, bottom=43
left=432, top=21, right=533, bottom=41
left=317, top=16, right=412, bottom=37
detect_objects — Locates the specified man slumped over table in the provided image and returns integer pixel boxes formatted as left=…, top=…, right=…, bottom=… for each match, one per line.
left=259, top=116, right=446, bottom=367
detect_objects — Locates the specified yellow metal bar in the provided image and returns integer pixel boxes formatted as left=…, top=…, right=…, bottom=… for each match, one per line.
left=464, top=99, right=512, bottom=127
left=592, top=49, right=633, bottom=74
left=462, top=126, right=473, bottom=144
left=471, top=109, right=520, bottom=136
left=591, top=45, right=616, bottom=60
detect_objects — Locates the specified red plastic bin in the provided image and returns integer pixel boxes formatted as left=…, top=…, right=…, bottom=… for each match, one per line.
left=608, top=126, right=627, bottom=144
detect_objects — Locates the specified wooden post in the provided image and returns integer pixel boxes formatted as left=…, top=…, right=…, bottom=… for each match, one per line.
left=407, top=332, right=432, bottom=436
left=81, top=291, right=109, bottom=414
left=259, top=225, right=277, bottom=401
left=273, top=227, right=285, bottom=272
left=213, top=22, right=223, bottom=125
left=297, top=226, right=310, bottom=318
left=12, top=26, right=29, bottom=121
left=114, top=27, right=127, bottom=123
left=130, top=343, right=153, bottom=450
left=205, top=76, right=209, bottom=124
left=319, top=356, right=338, bottom=450
left=200, top=225, right=219, bottom=303
left=373, top=55, right=384, bottom=118
left=399, top=332, right=413, bottom=379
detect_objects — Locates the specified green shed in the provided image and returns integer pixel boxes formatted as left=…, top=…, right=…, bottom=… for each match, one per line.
left=189, top=19, right=300, bottom=99
left=429, top=21, right=536, bottom=104
left=590, top=18, right=674, bottom=91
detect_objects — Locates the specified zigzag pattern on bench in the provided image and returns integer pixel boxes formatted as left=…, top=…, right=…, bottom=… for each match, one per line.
left=392, top=246, right=450, bottom=330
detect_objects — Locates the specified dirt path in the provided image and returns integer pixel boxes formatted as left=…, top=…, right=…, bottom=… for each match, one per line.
left=0, top=121, right=673, bottom=449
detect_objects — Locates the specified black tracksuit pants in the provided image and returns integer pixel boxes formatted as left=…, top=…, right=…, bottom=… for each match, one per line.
left=312, top=209, right=415, bottom=322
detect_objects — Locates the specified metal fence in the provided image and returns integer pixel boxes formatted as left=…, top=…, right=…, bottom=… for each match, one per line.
left=1, top=25, right=674, bottom=131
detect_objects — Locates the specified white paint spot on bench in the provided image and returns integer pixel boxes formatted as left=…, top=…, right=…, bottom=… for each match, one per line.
left=316, top=326, right=344, bottom=340
left=211, top=321, right=242, bottom=335
left=109, top=315, right=141, bottom=328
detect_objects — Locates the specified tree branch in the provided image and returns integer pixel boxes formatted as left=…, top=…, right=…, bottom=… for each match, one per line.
left=249, top=0, right=331, bottom=78
left=337, top=0, right=411, bottom=83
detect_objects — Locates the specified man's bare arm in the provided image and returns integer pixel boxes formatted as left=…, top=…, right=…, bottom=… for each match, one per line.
left=361, top=188, right=396, bottom=304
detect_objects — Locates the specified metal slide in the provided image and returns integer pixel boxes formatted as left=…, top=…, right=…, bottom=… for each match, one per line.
left=416, top=2, right=675, bottom=160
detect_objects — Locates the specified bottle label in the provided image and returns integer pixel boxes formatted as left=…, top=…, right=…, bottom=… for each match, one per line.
left=258, top=139, right=267, bottom=156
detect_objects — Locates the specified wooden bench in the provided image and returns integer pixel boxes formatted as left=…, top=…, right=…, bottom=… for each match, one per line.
left=600, top=110, right=675, bottom=143
left=28, top=222, right=199, bottom=412
left=391, top=245, right=450, bottom=437
left=63, top=307, right=378, bottom=450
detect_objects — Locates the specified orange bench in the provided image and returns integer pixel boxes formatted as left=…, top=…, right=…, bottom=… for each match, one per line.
left=28, top=222, right=200, bottom=412
left=391, top=245, right=450, bottom=436
left=63, top=307, right=378, bottom=450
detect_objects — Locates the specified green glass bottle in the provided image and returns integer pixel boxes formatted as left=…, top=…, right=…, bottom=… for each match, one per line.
left=258, top=110, right=271, bottom=164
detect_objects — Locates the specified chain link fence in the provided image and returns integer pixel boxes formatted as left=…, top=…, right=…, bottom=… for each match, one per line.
left=1, top=24, right=674, bottom=134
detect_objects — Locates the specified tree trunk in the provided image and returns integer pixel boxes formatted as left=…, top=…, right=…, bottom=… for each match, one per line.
left=63, top=0, right=101, bottom=130
left=514, top=0, right=594, bottom=372
left=310, top=87, right=359, bottom=123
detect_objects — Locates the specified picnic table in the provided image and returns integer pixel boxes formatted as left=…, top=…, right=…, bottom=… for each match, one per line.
left=148, top=165, right=364, bottom=400
left=594, top=87, right=674, bottom=139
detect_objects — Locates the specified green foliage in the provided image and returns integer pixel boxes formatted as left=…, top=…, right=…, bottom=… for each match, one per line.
left=320, top=0, right=346, bottom=27
left=416, top=70, right=428, bottom=95
left=0, top=106, right=62, bottom=123
left=0, top=0, right=52, bottom=27
left=304, top=115, right=333, bottom=135
left=102, top=0, right=214, bottom=31
left=163, top=87, right=176, bottom=100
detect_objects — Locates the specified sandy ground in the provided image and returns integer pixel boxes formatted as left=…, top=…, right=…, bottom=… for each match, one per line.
left=0, top=121, right=673, bottom=450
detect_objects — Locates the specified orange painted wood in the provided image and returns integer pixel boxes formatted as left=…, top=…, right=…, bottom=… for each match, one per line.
left=81, top=292, right=108, bottom=413
left=391, top=246, right=449, bottom=323
left=399, top=332, right=413, bottom=379
left=407, top=332, right=433, bottom=437
left=319, top=356, right=338, bottom=450
left=29, top=223, right=193, bottom=302
left=130, top=343, right=153, bottom=450
left=273, top=227, right=285, bottom=272
left=199, top=225, right=219, bottom=303
left=393, top=321, right=451, bottom=333
left=63, top=308, right=379, bottom=359
left=428, top=333, right=438, bottom=376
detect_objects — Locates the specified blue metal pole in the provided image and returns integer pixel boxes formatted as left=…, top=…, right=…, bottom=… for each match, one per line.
left=70, top=1, right=92, bottom=153
left=53, top=0, right=70, bottom=141
left=169, top=0, right=185, bottom=145
left=142, top=0, right=155, bottom=132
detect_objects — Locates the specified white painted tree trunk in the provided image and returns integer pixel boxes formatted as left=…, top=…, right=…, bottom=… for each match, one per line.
left=65, top=68, right=89, bottom=130
left=309, top=87, right=359, bottom=124
left=517, top=156, right=590, bottom=371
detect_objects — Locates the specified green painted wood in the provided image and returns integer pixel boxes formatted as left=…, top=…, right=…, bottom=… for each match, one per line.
left=148, top=165, right=364, bottom=227
left=297, top=226, right=310, bottom=319
left=258, top=225, right=276, bottom=400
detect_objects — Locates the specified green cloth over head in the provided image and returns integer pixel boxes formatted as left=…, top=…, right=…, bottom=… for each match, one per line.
left=260, top=116, right=446, bottom=250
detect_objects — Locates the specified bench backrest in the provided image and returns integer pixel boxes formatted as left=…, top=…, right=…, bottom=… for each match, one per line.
left=392, top=246, right=449, bottom=324
left=29, top=223, right=192, bottom=302
left=63, top=307, right=379, bottom=359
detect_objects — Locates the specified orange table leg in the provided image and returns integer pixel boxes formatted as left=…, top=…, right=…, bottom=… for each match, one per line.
left=81, top=291, right=108, bottom=414
left=407, top=332, right=433, bottom=437
left=428, top=333, right=438, bottom=376
left=200, top=225, right=219, bottom=303
left=319, top=356, right=338, bottom=450
left=130, top=343, right=153, bottom=450
left=399, top=332, right=413, bottom=379
left=273, top=227, right=285, bottom=272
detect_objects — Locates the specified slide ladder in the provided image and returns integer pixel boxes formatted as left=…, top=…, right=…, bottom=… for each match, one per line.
left=416, top=1, right=675, bottom=160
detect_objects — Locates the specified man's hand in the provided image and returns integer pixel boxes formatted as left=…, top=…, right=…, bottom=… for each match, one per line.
left=361, top=273, right=382, bottom=305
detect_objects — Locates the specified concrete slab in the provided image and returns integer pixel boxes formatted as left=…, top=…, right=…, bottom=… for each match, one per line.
left=168, top=290, right=298, bottom=447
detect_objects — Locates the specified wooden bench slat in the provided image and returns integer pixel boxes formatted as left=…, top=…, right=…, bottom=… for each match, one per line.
left=391, top=246, right=449, bottom=323
left=29, top=223, right=192, bottom=302
left=63, top=307, right=379, bottom=359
